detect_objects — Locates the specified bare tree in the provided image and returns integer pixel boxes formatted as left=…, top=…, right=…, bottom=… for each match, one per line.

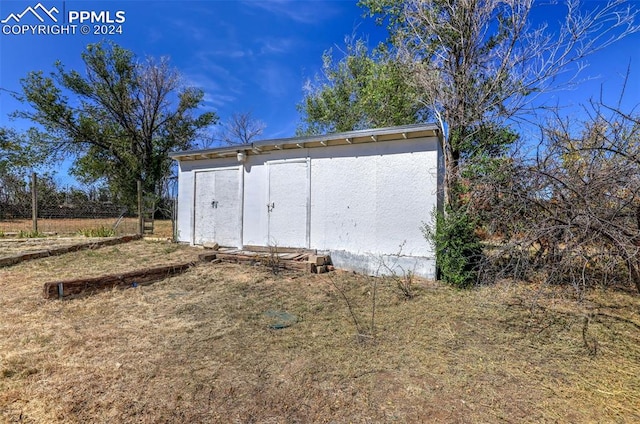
left=363, top=0, right=640, bottom=207
left=474, top=98, right=640, bottom=294
left=215, top=111, right=266, bottom=145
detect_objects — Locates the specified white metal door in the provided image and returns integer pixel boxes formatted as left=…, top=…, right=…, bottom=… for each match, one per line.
left=193, top=169, right=241, bottom=247
left=267, top=160, right=309, bottom=248
left=194, top=171, right=216, bottom=244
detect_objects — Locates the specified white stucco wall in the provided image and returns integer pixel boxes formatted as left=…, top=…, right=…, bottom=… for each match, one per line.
left=307, top=139, right=438, bottom=277
left=174, top=135, right=440, bottom=278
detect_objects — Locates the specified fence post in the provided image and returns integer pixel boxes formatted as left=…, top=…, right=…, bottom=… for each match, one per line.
left=172, top=197, right=178, bottom=242
left=137, top=180, right=143, bottom=235
left=31, top=172, right=38, bottom=233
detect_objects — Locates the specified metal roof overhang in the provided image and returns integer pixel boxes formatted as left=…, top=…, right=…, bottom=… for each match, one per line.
left=168, top=123, right=440, bottom=161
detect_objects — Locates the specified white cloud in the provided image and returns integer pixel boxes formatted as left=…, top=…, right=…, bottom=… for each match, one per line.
left=258, top=37, right=296, bottom=55
left=257, top=62, right=295, bottom=97
left=206, top=92, right=238, bottom=108
left=241, top=0, right=339, bottom=24
left=164, top=18, right=212, bottom=42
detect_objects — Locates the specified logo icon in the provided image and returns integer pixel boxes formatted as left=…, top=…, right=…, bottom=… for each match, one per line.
left=1, top=2, right=59, bottom=24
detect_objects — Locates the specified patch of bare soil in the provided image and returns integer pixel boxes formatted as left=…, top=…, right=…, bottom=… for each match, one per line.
left=0, top=242, right=638, bottom=423
left=0, top=237, right=113, bottom=257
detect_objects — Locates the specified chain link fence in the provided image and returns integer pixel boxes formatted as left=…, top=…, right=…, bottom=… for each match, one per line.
left=0, top=173, right=174, bottom=238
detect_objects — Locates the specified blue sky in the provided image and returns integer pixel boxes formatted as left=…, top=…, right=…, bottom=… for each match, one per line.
left=0, top=0, right=384, bottom=140
left=0, top=0, right=639, bottom=184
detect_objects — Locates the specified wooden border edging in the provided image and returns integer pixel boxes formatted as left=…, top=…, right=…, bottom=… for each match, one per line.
left=0, top=235, right=141, bottom=269
left=43, top=262, right=194, bottom=299
left=42, top=248, right=333, bottom=300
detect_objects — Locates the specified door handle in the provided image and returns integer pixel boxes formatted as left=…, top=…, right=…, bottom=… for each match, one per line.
left=211, top=200, right=218, bottom=209
left=267, top=202, right=275, bottom=212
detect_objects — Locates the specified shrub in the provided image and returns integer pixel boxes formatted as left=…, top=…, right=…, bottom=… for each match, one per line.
left=425, top=207, right=483, bottom=288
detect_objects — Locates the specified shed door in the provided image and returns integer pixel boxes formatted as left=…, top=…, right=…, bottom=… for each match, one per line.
left=267, top=160, right=309, bottom=248
left=193, top=168, right=241, bottom=247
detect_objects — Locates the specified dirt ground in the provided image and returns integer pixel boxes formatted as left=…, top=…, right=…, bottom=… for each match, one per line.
left=0, top=239, right=639, bottom=423
left=0, top=237, right=117, bottom=256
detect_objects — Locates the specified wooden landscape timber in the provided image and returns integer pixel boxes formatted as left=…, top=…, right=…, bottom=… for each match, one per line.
left=43, top=262, right=194, bottom=299
left=0, top=235, right=141, bottom=268
left=203, top=248, right=333, bottom=274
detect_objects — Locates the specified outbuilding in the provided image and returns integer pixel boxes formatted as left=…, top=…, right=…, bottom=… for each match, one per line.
left=169, top=124, right=442, bottom=278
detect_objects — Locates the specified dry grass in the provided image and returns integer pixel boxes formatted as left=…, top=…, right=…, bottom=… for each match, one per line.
left=0, top=218, right=173, bottom=238
left=1, top=241, right=639, bottom=423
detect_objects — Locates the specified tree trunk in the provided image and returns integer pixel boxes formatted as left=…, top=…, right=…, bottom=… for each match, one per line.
left=443, top=140, right=460, bottom=211
left=629, top=258, right=640, bottom=294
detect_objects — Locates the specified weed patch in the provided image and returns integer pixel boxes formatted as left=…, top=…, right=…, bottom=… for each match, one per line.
left=77, top=226, right=116, bottom=237
left=17, top=230, right=45, bottom=238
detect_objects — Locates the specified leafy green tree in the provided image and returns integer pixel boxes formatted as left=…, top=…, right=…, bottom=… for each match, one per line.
left=298, top=39, right=426, bottom=135
left=0, top=128, right=40, bottom=205
left=0, top=127, right=32, bottom=172
left=0, top=129, right=25, bottom=208
left=1, top=128, right=60, bottom=219
left=14, top=41, right=217, bottom=208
